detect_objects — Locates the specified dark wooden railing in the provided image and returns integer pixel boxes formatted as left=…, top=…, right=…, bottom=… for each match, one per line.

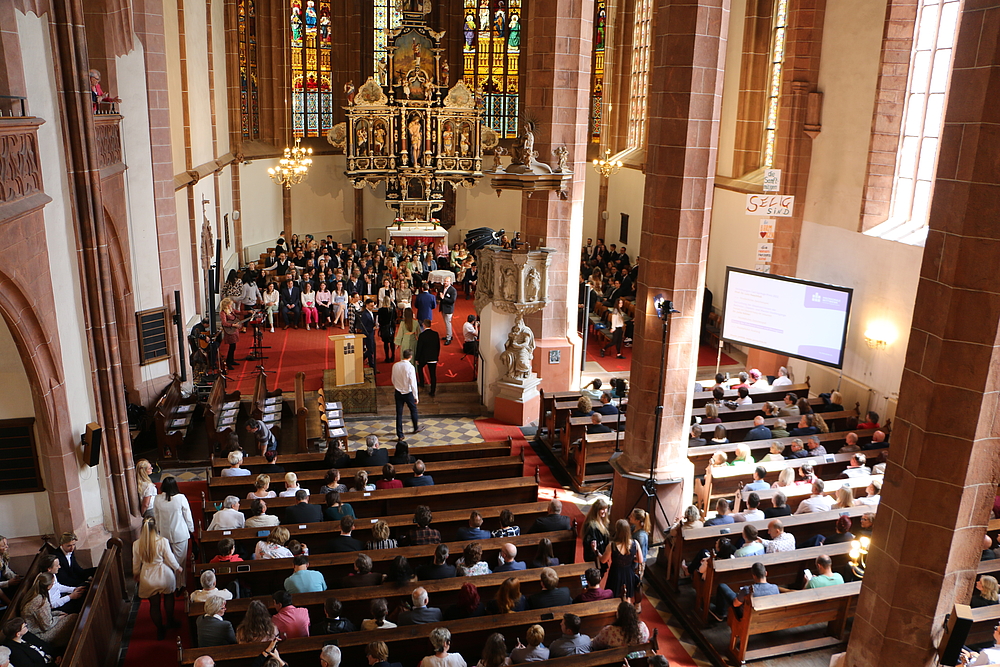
left=61, top=537, right=130, bottom=667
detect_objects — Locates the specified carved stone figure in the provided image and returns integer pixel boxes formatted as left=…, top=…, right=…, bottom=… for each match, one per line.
left=525, top=267, right=540, bottom=302
left=501, top=265, right=518, bottom=301
left=511, top=123, right=536, bottom=166
left=553, top=146, right=569, bottom=173
left=499, top=317, right=536, bottom=381
left=344, top=80, right=356, bottom=105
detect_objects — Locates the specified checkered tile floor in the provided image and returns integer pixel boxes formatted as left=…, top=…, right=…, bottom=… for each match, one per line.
left=344, top=416, right=484, bottom=446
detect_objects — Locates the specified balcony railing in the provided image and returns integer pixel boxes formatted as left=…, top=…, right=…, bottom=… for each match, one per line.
left=0, top=116, right=48, bottom=218
left=93, top=114, right=123, bottom=171
left=0, top=95, right=27, bottom=118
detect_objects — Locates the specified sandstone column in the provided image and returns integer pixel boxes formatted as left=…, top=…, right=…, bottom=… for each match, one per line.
left=519, top=0, right=593, bottom=392
left=845, top=3, right=1000, bottom=665
left=610, top=0, right=729, bottom=529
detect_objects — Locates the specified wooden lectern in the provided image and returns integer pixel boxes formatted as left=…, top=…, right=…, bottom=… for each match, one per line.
left=329, top=334, right=365, bottom=386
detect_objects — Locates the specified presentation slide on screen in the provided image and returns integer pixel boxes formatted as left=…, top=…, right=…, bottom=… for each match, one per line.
left=722, top=269, right=852, bottom=367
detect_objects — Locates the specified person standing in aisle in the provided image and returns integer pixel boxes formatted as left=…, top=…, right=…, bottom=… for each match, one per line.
left=439, top=277, right=458, bottom=345
left=392, top=350, right=426, bottom=441
left=415, top=320, right=441, bottom=398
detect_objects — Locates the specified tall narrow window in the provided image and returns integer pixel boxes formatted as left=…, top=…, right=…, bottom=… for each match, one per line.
left=290, top=0, right=334, bottom=138
left=762, top=0, right=788, bottom=168
left=237, top=0, right=260, bottom=139
left=590, top=0, right=607, bottom=143
left=868, top=0, right=960, bottom=244
left=626, top=0, right=652, bottom=147
left=461, top=0, right=523, bottom=138
left=374, top=0, right=403, bottom=85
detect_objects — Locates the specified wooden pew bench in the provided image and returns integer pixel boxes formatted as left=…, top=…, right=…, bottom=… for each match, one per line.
left=209, top=438, right=516, bottom=473
left=687, top=428, right=880, bottom=473
left=179, top=598, right=622, bottom=667
left=59, top=538, right=130, bottom=667
left=198, top=500, right=553, bottom=561
left=538, top=390, right=582, bottom=447
left=204, top=375, right=241, bottom=454
left=0, top=541, right=55, bottom=628
left=691, top=382, right=811, bottom=408
left=251, top=371, right=284, bottom=430
left=194, top=530, right=576, bottom=596
left=693, top=542, right=856, bottom=626
left=206, top=453, right=527, bottom=502
left=662, top=506, right=874, bottom=588
left=696, top=408, right=859, bottom=443
left=294, top=371, right=325, bottom=453
left=187, top=562, right=592, bottom=631
left=727, top=580, right=861, bottom=664
left=693, top=397, right=824, bottom=423
left=738, top=474, right=884, bottom=513
left=568, top=431, right=621, bottom=492
left=562, top=413, right=626, bottom=462
left=153, top=376, right=197, bottom=460
left=207, top=477, right=541, bottom=525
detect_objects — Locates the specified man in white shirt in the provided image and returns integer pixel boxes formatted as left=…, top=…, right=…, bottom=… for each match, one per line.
left=208, top=496, right=246, bottom=531
left=795, top=480, right=834, bottom=514
left=770, top=366, right=793, bottom=388
left=245, top=498, right=280, bottom=528
left=41, top=555, right=85, bottom=614
left=965, top=621, right=1000, bottom=665
left=840, top=453, right=871, bottom=478
left=855, top=478, right=882, bottom=506
left=392, top=349, right=423, bottom=441
left=760, top=519, right=796, bottom=553
left=733, top=493, right=765, bottom=523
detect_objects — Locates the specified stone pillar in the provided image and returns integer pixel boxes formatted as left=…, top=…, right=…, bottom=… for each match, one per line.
left=519, top=0, right=593, bottom=391
left=845, top=4, right=1000, bottom=665
left=610, top=0, right=729, bottom=530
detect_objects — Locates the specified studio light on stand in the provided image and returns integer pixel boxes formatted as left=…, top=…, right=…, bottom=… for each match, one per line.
left=646, top=296, right=680, bottom=496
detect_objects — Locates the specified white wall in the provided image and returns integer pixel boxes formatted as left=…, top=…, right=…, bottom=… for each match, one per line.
left=716, top=0, right=747, bottom=178
left=603, top=167, right=645, bottom=248
left=241, top=161, right=285, bottom=249
left=291, top=155, right=354, bottom=239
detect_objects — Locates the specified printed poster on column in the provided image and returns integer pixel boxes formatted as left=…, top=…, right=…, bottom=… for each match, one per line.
left=756, top=243, right=773, bottom=264
left=763, top=169, right=781, bottom=192
left=758, top=219, right=775, bottom=241
left=745, top=194, right=794, bottom=217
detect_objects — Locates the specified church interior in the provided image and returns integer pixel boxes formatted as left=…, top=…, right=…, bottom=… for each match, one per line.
left=0, top=0, right=998, bottom=665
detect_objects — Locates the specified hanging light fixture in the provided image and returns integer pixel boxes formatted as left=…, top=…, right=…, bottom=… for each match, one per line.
left=269, top=138, right=313, bottom=188
left=592, top=149, right=623, bottom=178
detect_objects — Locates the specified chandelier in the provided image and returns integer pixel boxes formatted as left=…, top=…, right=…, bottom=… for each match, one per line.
left=269, top=138, right=313, bottom=188
left=592, top=149, right=623, bottom=178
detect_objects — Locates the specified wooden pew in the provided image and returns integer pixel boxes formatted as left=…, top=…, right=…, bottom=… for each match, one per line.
left=0, top=540, right=56, bottom=628
left=198, top=500, right=552, bottom=561
left=538, top=389, right=583, bottom=447
left=251, top=371, right=283, bottom=429
left=738, top=474, right=884, bottom=513
left=727, top=581, right=861, bottom=664
left=194, top=530, right=576, bottom=594
left=60, top=538, right=130, bottom=667
left=692, top=397, right=824, bottom=423
left=206, top=453, right=527, bottom=502
left=693, top=542, right=856, bottom=626
left=691, top=381, right=811, bottom=408
left=293, top=372, right=322, bottom=454
left=695, top=449, right=869, bottom=513
left=178, top=597, right=622, bottom=667
left=153, top=376, right=196, bottom=460
left=562, top=413, right=625, bottom=462
left=688, top=428, right=879, bottom=473
left=696, top=408, right=859, bottom=443
left=188, top=562, right=592, bottom=631
left=662, top=506, right=874, bottom=589
left=204, top=375, right=241, bottom=454
left=209, top=438, right=516, bottom=473
left=567, top=431, right=622, bottom=492
left=209, top=477, right=541, bottom=524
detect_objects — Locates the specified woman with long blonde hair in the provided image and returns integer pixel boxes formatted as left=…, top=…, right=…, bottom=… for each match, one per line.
left=834, top=486, right=856, bottom=509
left=20, top=572, right=77, bottom=647
left=133, top=518, right=182, bottom=640
left=219, top=296, right=241, bottom=370
left=629, top=508, right=652, bottom=559
left=136, top=458, right=156, bottom=518
left=583, top=497, right=612, bottom=574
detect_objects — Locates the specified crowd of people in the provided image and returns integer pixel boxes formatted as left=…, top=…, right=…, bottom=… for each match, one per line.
left=577, top=238, right=639, bottom=358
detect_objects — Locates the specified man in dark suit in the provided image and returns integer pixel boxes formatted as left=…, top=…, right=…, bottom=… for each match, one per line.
left=279, top=277, right=302, bottom=329
left=439, top=278, right=458, bottom=345
left=416, top=544, right=456, bottom=580
left=196, top=596, right=237, bottom=647
left=528, top=500, right=573, bottom=534
left=358, top=298, right=378, bottom=371
left=456, top=510, right=492, bottom=541
left=586, top=412, right=613, bottom=434
left=494, top=543, right=527, bottom=573
left=53, top=533, right=97, bottom=587
left=406, top=458, right=435, bottom=486
left=398, top=587, right=443, bottom=625
left=528, top=567, right=573, bottom=609
left=329, top=516, right=365, bottom=552
left=283, top=489, right=323, bottom=525
left=414, top=285, right=437, bottom=323
left=688, top=424, right=707, bottom=448
left=354, top=435, right=389, bottom=467
left=415, top=320, right=440, bottom=397
left=593, top=393, right=619, bottom=416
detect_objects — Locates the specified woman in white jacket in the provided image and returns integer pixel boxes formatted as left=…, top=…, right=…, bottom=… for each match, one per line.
left=133, top=517, right=182, bottom=640
left=152, top=476, right=193, bottom=589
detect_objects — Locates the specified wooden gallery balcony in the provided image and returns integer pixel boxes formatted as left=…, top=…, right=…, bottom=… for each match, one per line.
left=93, top=111, right=124, bottom=178
left=0, top=114, right=50, bottom=221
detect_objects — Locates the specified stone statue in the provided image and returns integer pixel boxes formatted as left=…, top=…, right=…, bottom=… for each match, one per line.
left=510, top=123, right=537, bottom=166
left=501, top=265, right=518, bottom=301
left=499, top=317, right=536, bottom=381
left=553, top=146, right=569, bottom=173
left=525, top=267, right=540, bottom=302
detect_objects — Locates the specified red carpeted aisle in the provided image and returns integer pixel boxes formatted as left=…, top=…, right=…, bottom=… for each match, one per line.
left=226, top=296, right=480, bottom=395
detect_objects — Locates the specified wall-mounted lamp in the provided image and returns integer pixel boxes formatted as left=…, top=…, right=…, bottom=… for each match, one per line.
left=863, top=321, right=897, bottom=350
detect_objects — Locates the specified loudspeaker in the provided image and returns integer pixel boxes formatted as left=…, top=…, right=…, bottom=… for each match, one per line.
left=939, top=604, right=973, bottom=666
left=83, top=422, right=102, bottom=467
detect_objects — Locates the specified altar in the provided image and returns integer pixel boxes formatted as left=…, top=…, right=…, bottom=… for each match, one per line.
left=386, top=223, right=448, bottom=246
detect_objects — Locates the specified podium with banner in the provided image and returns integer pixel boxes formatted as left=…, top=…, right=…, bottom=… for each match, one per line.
left=329, top=334, right=365, bottom=386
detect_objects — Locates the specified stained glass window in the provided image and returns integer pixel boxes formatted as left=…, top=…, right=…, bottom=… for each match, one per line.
left=237, top=0, right=259, bottom=139
left=290, top=0, right=334, bottom=138
left=374, top=0, right=403, bottom=86
left=626, top=0, right=652, bottom=147
left=461, top=0, right=523, bottom=139
left=762, top=0, right=788, bottom=168
left=590, top=0, right=606, bottom=143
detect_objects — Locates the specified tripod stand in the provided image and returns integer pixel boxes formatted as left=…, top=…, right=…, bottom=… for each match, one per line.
left=245, top=309, right=271, bottom=362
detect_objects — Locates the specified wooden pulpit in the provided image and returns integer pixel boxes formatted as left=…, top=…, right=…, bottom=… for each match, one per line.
left=329, top=334, right=365, bottom=386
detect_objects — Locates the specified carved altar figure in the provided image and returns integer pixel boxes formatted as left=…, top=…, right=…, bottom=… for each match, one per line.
left=501, top=265, right=518, bottom=301
left=525, top=267, right=540, bottom=302
left=499, top=317, right=536, bottom=381
left=408, top=116, right=422, bottom=166
left=511, top=123, right=535, bottom=166
left=553, top=146, right=569, bottom=173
